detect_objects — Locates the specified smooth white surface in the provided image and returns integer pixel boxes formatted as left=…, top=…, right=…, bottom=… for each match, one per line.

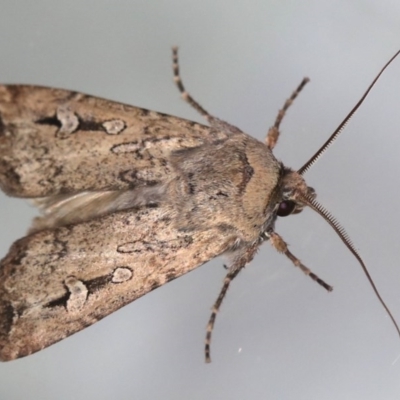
left=0, top=1, right=400, bottom=399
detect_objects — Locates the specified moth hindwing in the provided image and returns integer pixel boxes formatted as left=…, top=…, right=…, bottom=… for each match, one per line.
left=0, top=48, right=399, bottom=363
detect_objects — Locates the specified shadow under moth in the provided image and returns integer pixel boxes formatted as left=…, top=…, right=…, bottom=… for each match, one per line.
left=0, top=48, right=399, bottom=363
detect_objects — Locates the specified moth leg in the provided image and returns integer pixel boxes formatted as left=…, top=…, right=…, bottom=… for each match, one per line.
left=205, top=242, right=260, bottom=363
left=269, top=230, right=333, bottom=292
left=266, top=77, right=309, bottom=150
left=172, top=47, right=214, bottom=123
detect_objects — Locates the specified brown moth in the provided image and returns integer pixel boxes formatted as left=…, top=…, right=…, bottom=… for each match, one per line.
left=0, top=48, right=399, bottom=363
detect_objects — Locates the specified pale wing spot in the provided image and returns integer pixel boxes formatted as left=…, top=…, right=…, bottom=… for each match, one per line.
left=102, top=119, right=126, bottom=135
left=112, top=136, right=188, bottom=154
left=112, top=267, right=133, bottom=283
left=65, top=276, right=88, bottom=312
left=111, top=142, right=141, bottom=154
left=56, top=106, right=79, bottom=136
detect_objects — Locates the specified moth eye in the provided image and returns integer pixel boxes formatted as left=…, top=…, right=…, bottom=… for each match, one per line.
left=277, top=200, right=296, bottom=217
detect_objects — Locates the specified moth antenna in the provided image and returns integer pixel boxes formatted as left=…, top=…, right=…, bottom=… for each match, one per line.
left=298, top=49, right=400, bottom=175
left=172, top=46, right=213, bottom=122
left=301, top=194, right=400, bottom=339
left=269, top=231, right=333, bottom=291
left=266, top=77, right=309, bottom=150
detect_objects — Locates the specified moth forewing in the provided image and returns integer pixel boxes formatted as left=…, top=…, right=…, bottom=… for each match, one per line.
left=0, top=85, right=216, bottom=198
left=0, top=204, right=229, bottom=361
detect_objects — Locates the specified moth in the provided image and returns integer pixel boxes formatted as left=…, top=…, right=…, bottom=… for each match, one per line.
left=0, top=48, right=399, bottom=363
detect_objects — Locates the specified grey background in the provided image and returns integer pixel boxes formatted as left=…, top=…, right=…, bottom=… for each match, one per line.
left=0, top=1, right=400, bottom=399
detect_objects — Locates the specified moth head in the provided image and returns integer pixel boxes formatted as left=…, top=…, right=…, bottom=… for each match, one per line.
left=275, top=168, right=315, bottom=217
left=274, top=165, right=341, bottom=249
